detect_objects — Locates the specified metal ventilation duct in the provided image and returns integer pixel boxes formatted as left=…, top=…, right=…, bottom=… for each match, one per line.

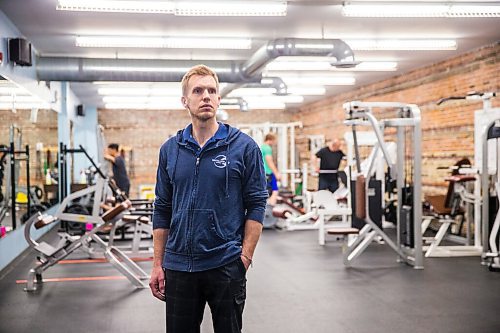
left=37, top=38, right=356, bottom=86
left=36, top=58, right=253, bottom=83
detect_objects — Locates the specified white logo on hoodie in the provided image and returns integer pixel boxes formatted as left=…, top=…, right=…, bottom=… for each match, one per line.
left=212, top=155, right=228, bottom=168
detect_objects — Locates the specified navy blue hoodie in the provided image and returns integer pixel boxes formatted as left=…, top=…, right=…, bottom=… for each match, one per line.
left=152, top=122, right=268, bottom=272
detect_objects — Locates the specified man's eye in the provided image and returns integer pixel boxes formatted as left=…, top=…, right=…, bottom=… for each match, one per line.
left=193, top=88, right=201, bottom=94
left=209, top=89, right=216, bottom=94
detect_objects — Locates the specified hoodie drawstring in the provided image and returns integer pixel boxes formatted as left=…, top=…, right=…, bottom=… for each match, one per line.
left=171, top=145, right=180, bottom=184
left=225, top=144, right=230, bottom=198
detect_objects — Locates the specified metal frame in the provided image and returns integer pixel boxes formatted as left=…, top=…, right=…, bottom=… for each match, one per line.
left=237, top=121, right=302, bottom=190
left=342, top=101, right=424, bottom=269
left=23, top=178, right=149, bottom=291
left=481, top=115, right=500, bottom=267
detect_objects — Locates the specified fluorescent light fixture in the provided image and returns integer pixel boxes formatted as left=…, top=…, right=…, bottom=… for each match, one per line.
left=0, top=87, right=29, bottom=95
left=342, top=2, right=500, bottom=18
left=104, top=102, right=184, bottom=110
left=76, top=36, right=252, bottom=49
left=57, top=0, right=175, bottom=13
left=219, top=101, right=286, bottom=110
left=175, top=1, right=287, bottom=16
left=277, top=76, right=356, bottom=86
left=85, top=65, right=232, bottom=74
left=229, top=88, right=277, bottom=96
left=243, top=95, right=304, bottom=104
left=266, top=61, right=397, bottom=71
left=0, top=96, right=44, bottom=103
left=102, top=96, right=182, bottom=104
left=98, top=88, right=181, bottom=96
left=345, top=39, right=457, bottom=51
left=287, top=87, right=326, bottom=95
left=57, top=0, right=287, bottom=16
left=227, top=95, right=304, bottom=103
left=0, top=102, right=51, bottom=110
left=247, top=102, right=286, bottom=109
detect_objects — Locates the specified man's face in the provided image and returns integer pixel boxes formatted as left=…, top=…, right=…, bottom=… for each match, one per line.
left=107, top=147, right=117, bottom=156
left=181, top=74, right=220, bottom=122
left=330, top=139, right=340, bottom=151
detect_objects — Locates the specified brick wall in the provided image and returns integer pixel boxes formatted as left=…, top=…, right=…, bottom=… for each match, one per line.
left=294, top=43, right=499, bottom=196
left=98, top=108, right=292, bottom=196
left=0, top=109, right=58, bottom=191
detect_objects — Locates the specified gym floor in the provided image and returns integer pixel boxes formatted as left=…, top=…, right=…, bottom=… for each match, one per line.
left=1, top=228, right=499, bottom=333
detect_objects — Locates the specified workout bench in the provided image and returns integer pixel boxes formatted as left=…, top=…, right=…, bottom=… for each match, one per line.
left=422, top=174, right=481, bottom=257
left=24, top=201, right=149, bottom=292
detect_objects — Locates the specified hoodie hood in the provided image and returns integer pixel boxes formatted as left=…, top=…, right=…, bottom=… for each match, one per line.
left=175, top=122, right=242, bottom=146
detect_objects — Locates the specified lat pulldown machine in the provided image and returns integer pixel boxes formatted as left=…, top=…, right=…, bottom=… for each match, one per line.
left=342, top=101, right=424, bottom=269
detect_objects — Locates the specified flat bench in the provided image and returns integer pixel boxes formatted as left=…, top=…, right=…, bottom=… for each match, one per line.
left=327, top=227, right=360, bottom=236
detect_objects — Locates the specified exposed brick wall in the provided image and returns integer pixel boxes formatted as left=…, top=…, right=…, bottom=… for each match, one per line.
left=0, top=109, right=57, bottom=190
left=294, top=43, right=499, bottom=196
left=98, top=108, right=292, bottom=196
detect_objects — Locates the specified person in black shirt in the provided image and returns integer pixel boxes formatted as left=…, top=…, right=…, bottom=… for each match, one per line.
left=313, top=138, right=345, bottom=193
left=104, top=143, right=130, bottom=197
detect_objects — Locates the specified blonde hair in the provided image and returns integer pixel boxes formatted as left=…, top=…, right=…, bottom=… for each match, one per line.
left=181, top=64, right=220, bottom=96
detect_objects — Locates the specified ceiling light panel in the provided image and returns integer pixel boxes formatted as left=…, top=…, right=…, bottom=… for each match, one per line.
left=345, top=39, right=457, bottom=51
left=175, top=1, right=287, bottom=16
left=104, top=102, right=184, bottom=110
left=0, top=96, right=44, bottom=103
left=342, top=2, right=500, bottom=18
left=98, top=87, right=181, bottom=96
left=57, top=0, right=175, bottom=13
left=102, top=96, right=182, bottom=104
left=287, top=87, right=326, bottom=96
left=0, top=102, right=51, bottom=110
left=58, top=0, right=287, bottom=16
left=0, top=87, right=30, bottom=95
left=266, top=61, right=397, bottom=71
left=76, top=36, right=252, bottom=49
left=275, top=76, right=356, bottom=86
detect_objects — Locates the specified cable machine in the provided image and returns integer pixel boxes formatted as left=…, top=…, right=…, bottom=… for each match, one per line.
left=343, top=101, right=423, bottom=269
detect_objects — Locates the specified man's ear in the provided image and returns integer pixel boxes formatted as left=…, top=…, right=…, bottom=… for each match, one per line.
left=181, top=96, right=188, bottom=107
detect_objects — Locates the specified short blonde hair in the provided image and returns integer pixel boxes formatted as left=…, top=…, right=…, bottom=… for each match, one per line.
left=181, top=64, right=220, bottom=96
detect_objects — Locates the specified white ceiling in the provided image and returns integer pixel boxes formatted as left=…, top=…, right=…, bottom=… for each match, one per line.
left=0, top=0, right=499, bottom=109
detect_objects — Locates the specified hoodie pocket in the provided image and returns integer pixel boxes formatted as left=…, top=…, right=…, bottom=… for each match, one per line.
left=166, top=209, right=189, bottom=254
left=191, top=209, right=227, bottom=255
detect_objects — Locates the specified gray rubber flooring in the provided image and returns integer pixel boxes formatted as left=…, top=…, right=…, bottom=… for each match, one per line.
left=1, top=228, right=500, bottom=333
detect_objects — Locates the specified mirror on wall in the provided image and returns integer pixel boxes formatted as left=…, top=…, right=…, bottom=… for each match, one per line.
left=0, top=76, right=58, bottom=236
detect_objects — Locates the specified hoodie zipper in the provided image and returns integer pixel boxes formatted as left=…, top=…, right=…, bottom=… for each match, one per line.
left=186, top=143, right=226, bottom=272
left=187, top=155, right=200, bottom=272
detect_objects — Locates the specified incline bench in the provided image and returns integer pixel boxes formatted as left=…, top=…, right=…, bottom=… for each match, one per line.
left=24, top=201, right=149, bottom=291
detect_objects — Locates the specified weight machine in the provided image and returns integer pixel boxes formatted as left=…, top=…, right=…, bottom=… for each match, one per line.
left=342, top=101, right=423, bottom=269
left=238, top=121, right=302, bottom=191
left=23, top=160, right=151, bottom=291
left=427, top=92, right=499, bottom=265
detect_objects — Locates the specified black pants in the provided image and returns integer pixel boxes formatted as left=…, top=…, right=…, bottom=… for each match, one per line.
left=165, top=258, right=247, bottom=333
left=318, top=176, right=339, bottom=193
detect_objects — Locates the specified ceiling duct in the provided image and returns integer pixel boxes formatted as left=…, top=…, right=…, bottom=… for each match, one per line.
left=240, top=38, right=357, bottom=79
left=36, top=58, right=254, bottom=83
left=220, top=76, right=287, bottom=98
left=37, top=38, right=356, bottom=96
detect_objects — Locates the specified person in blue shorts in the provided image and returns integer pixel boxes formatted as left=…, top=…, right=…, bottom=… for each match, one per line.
left=261, top=133, right=281, bottom=205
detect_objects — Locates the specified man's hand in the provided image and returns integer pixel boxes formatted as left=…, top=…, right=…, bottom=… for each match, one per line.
left=240, top=255, right=251, bottom=270
left=275, top=172, right=282, bottom=181
left=149, top=266, right=165, bottom=301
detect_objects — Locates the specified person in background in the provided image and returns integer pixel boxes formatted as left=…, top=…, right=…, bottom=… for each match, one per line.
left=313, top=138, right=345, bottom=193
left=150, top=64, right=268, bottom=333
left=104, top=143, right=130, bottom=197
left=261, top=133, right=281, bottom=205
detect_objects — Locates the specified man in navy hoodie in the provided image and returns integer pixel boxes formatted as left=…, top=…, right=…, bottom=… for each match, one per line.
left=150, top=64, right=268, bottom=333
